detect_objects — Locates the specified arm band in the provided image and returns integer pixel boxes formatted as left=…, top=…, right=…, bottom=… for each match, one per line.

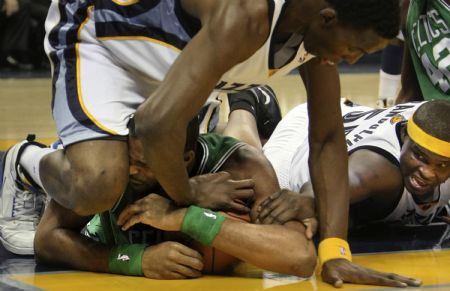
left=108, top=244, right=147, bottom=276
left=318, top=238, right=352, bottom=266
left=181, top=206, right=225, bottom=246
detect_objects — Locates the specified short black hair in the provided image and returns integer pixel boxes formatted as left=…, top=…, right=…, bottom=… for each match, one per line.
left=326, top=0, right=400, bottom=39
left=413, top=100, right=450, bottom=142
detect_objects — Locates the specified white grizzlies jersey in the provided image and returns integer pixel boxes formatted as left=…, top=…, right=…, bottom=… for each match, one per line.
left=264, top=101, right=450, bottom=225
left=46, top=0, right=312, bottom=91
left=384, top=180, right=450, bottom=225
left=44, top=0, right=314, bottom=145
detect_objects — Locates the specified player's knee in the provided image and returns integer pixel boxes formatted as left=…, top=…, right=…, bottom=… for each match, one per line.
left=69, top=168, right=128, bottom=216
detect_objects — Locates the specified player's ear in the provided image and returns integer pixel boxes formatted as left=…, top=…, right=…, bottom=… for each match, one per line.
left=400, top=122, right=409, bottom=142
left=319, top=7, right=337, bottom=26
left=183, top=150, right=195, bottom=167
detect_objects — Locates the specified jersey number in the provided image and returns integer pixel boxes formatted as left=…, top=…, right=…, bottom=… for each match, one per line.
left=421, top=37, right=450, bottom=93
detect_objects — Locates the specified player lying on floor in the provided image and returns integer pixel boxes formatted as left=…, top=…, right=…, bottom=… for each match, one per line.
left=34, top=116, right=420, bottom=286
left=259, top=100, right=450, bottom=231
left=34, top=117, right=318, bottom=279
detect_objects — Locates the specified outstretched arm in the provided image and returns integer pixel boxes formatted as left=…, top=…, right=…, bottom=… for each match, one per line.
left=257, top=148, right=421, bottom=287
left=119, top=144, right=317, bottom=276
left=118, top=194, right=317, bottom=277
left=299, top=58, right=349, bottom=245
left=299, top=59, right=421, bottom=288
left=134, top=1, right=269, bottom=208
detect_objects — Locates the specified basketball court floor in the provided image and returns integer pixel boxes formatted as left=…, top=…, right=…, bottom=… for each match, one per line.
left=0, top=74, right=449, bottom=291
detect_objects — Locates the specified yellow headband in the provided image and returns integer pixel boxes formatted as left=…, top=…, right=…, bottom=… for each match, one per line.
left=407, top=117, right=450, bottom=158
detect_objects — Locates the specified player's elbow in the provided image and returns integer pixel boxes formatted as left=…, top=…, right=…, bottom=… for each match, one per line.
left=34, top=227, right=55, bottom=264
left=289, top=248, right=317, bottom=277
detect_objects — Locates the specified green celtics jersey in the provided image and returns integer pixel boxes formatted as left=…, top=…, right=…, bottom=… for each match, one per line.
left=85, top=133, right=245, bottom=245
left=406, top=0, right=450, bottom=100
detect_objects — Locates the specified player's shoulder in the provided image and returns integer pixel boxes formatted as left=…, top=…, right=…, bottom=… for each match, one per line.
left=182, top=0, right=269, bottom=21
left=348, top=149, right=403, bottom=204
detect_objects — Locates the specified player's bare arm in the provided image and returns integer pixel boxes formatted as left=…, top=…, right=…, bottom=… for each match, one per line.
left=397, top=42, right=422, bottom=103
left=257, top=150, right=403, bottom=224
left=396, top=0, right=422, bottom=103
left=119, top=144, right=317, bottom=277
left=297, top=59, right=422, bottom=288
left=134, top=0, right=270, bottom=208
left=34, top=200, right=108, bottom=272
left=299, top=58, right=348, bottom=241
left=347, top=150, right=404, bottom=205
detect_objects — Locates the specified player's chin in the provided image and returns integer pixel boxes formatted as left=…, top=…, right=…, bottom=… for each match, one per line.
left=404, top=177, right=433, bottom=197
left=129, top=181, right=152, bottom=195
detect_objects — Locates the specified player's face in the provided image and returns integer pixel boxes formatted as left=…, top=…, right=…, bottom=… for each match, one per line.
left=303, top=24, right=389, bottom=65
left=400, top=137, right=450, bottom=197
left=128, top=136, right=158, bottom=194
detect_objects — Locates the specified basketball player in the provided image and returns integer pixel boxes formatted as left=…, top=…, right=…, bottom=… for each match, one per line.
left=2, top=0, right=404, bottom=286
left=34, top=117, right=319, bottom=279
left=34, top=118, right=420, bottom=286
left=259, top=100, right=450, bottom=234
left=396, top=0, right=450, bottom=103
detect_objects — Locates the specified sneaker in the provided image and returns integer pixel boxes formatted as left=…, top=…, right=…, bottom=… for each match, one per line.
left=0, top=136, right=46, bottom=255
left=251, top=86, right=282, bottom=140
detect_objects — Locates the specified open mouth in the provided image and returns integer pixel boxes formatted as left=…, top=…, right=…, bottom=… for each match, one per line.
left=408, top=175, right=430, bottom=193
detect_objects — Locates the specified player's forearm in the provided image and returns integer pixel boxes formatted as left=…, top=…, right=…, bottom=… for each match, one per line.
left=140, top=124, right=194, bottom=205
left=309, top=134, right=349, bottom=240
left=396, top=45, right=423, bottom=103
left=301, top=60, right=349, bottom=240
left=34, top=200, right=111, bottom=273
left=213, top=220, right=316, bottom=276
left=34, top=227, right=110, bottom=273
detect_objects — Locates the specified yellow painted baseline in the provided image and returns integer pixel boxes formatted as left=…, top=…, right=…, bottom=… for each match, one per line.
left=9, top=249, right=450, bottom=291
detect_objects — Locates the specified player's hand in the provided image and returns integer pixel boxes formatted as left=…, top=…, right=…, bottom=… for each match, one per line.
left=256, top=189, right=317, bottom=237
left=142, top=241, right=204, bottom=279
left=322, top=259, right=422, bottom=288
left=189, top=171, right=254, bottom=214
left=118, top=193, right=186, bottom=231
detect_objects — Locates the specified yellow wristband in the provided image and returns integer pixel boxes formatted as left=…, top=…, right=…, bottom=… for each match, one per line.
left=318, top=238, right=352, bottom=265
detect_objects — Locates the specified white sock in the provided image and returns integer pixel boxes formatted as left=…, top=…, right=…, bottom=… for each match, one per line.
left=19, top=145, right=56, bottom=189
left=378, top=70, right=401, bottom=105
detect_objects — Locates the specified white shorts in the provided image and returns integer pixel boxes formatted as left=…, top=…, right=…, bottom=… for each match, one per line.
left=45, top=2, right=216, bottom=146
left=263, top=103, right=310, bottom=192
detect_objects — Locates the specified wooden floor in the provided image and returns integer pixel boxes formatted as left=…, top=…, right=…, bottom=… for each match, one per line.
left=0, top=73, right=381, bottom=149
left=6, top=249, right=450, bottom=291
left=2, top=74, right=450, bottom=291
